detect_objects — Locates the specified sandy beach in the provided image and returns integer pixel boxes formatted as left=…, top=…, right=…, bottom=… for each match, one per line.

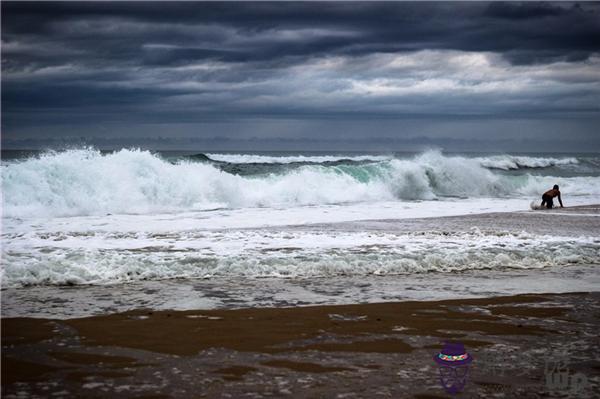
left=3, top=293, right=599, bottom=398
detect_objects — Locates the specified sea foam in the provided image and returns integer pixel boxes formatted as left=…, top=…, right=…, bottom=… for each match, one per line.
left=2, top=230, right=599, bottom=287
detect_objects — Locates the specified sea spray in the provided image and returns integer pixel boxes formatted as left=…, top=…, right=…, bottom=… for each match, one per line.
left=2, top=148, right=599, bottom=218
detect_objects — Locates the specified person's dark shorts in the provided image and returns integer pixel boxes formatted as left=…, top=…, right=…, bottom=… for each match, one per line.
left=542, top=194, right=554, bottom=209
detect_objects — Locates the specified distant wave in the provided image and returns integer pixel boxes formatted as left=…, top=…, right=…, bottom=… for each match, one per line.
left=204, top=153, right=391, bottom=164
left=476, top=155, right=579, bottom=170
left=201, top=153, right=580, bottom=170
left=183, top=153, right=212, bottom=162
left=2, top=148, right=598, bottom=218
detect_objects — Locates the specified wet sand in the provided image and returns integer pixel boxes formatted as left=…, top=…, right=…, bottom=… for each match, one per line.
left=3, top=292, right=599, bottom=398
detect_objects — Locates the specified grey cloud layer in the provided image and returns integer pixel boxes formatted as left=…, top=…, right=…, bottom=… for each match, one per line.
left=5, top=2, right=600, bottom=67
left=2, top=1, right=600, bottom=147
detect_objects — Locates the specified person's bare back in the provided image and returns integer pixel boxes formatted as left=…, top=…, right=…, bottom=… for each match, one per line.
left=541, top=185, right=563, bottom=209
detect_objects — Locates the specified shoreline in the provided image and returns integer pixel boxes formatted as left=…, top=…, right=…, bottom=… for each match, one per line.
left=3, top=264, right=600, bottom=320
left=3, top=292, right=599, bottom=398
left=5, top=200, right=599, bottom=236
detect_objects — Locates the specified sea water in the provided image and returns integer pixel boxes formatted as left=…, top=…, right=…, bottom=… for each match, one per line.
left=1, top=148, right=599, bottom=317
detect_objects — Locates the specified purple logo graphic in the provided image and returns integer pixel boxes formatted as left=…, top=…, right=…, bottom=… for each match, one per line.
left=433, top=341, right=473, bottom=395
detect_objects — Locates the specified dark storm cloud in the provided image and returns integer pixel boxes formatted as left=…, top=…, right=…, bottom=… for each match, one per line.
left=2, top=1, right=600, bottom=150
left=484, top=1, right=566, bottom=19
left=4, top=2, right=599, bottom=67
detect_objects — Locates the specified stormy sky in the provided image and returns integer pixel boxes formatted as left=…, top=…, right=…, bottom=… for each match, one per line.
left=2, top=1, right=600, bottom=151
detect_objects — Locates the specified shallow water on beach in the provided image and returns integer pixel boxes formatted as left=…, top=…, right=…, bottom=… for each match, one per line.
left=3, top=205, right=599, bottom=319
left=2, top=150, right=599, bottom=318
left=3, top=264, right=600, bottom=319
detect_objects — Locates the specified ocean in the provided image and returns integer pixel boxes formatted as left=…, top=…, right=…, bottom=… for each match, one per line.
left=2, top=148, right=599, bottom=318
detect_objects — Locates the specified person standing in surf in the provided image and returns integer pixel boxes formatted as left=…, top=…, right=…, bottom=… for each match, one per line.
left=541, top=185, right=563, bottom=209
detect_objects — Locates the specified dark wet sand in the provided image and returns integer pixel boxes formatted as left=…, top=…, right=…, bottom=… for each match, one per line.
left=3, top=292, right=599, bottom=398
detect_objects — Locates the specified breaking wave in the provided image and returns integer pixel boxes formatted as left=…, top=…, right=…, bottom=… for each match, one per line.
left=2, top=148, right=598, bottom=218
left=204, top=153, right=391, bottom=164
left=476, top=155, right=579, bottom=170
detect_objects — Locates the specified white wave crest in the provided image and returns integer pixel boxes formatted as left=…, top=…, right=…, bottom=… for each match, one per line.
left=2, top=148, right=597, bottom=218
left=205, top=153, right=391, bottom=163
left=477, top=155, right=579, bottom=170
